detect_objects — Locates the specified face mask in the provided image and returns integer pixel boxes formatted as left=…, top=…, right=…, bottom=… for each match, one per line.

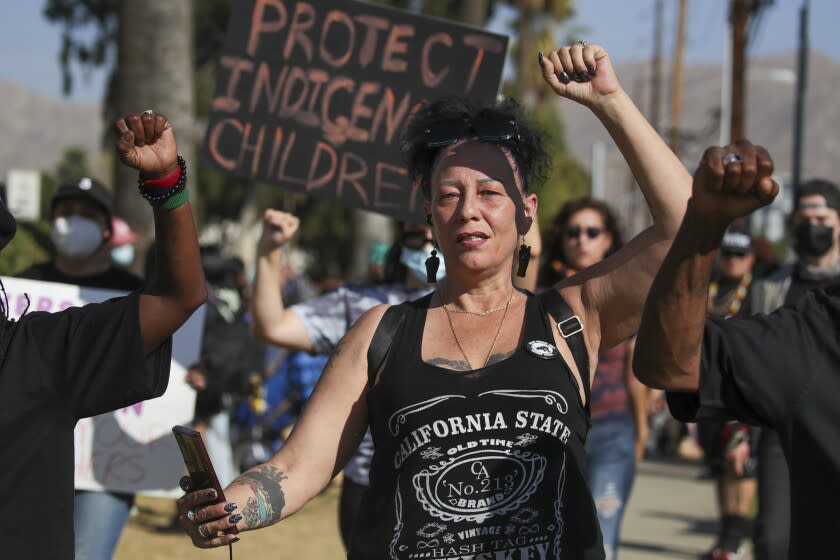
left=111, top=244, right=135, bottom=267
left=51, top=216, right=104, bottom=259
left=400, top=246, right=446, bottom=283
left=793, top=222, right=834, bottom=257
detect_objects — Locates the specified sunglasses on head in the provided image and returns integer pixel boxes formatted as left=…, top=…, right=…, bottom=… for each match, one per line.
left=423, top=113, right=520, bottom=148
left=565, top=226, right=603, bottom=240
left=401, top=230, right=434, bottom=250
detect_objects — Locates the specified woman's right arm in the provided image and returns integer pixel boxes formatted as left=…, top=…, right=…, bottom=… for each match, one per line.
left=251, top=209, right=315, bottom=352
left=178, top=304, right=389, bottom=547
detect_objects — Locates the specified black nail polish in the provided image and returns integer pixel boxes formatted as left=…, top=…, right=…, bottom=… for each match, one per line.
left=224, top=502, right=237, bottom=513
left=574, top=72, right=584, bottom=81
left=538, top=51, right=544, bottom=65
left=587, top=65, right=597, bottom=76
left=232, top=537, right=240, bottom=544
left=560, top=71, right=570, bottom=84
left=207, top=489, right=217, bottom=499
left=229, top=514, right=243, bottom=524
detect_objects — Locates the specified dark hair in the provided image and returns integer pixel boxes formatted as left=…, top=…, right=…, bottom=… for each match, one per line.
left=794, top=178, right=840, bottom=212
left=401, top=97, right=550, bottom=199
left=539, top=197, right=624, bottom=285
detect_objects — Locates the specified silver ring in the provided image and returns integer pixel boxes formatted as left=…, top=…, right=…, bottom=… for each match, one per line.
left=197, top=524, right=209, bottom=538
left=722, top=153, right=742, bottom=166
left=575, top=40, right=590, bottom=48
left=186, top=509, right=196, bottom=522
left=142, top=109, right=154, bottom=116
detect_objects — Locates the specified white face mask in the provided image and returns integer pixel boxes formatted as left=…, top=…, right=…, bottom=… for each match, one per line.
left=51, top=216, right=104, bottom=259
left=111, top=244, right=135, bottom=267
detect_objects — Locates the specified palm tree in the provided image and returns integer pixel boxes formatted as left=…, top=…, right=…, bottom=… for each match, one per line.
left=114, top=0, right=196, bottom=266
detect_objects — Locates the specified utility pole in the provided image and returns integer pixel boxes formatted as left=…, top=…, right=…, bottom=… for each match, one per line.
left=730, top=0, right=750, bottom=143
left=792, top=0, right=810, bottom=196
left=650, top=0, right=664, bottom=133
left=669, top=0, right=688, bottom=155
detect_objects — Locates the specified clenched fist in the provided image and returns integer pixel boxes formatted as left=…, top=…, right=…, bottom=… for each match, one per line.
left=258, top=210, right=300, bottom=253
left=114, top=111, right=179, bottom=179
left=690, top=139, right=779, bottom=223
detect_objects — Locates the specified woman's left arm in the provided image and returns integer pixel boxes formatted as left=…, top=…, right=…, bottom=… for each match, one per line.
left=541, top=45, right=691, bottom=348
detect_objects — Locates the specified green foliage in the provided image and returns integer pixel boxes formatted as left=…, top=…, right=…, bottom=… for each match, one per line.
left=0, top=222, right=52, bottom=276
left=528, top=102, right=589, bottom=229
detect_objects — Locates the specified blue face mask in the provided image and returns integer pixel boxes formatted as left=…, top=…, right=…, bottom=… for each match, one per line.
left=400, top=246, right=445, bottom=283
left=111, top=244, right=135, bottom=267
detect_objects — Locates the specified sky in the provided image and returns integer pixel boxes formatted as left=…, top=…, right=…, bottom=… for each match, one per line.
left=0, top=0, right=837, bottom=102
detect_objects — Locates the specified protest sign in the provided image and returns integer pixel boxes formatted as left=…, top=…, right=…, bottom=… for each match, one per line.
left=202, top=0, right=509, bottom=222
left=1, top=277, right=204, bottom=497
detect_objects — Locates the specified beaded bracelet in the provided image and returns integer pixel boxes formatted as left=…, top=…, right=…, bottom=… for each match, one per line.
left=138, top=155, right=189, bottom=209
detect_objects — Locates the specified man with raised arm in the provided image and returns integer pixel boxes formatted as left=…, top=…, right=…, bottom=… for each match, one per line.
left=1, top=110, right=206, bottom=560
left=634, top=141, right=840, bottom=558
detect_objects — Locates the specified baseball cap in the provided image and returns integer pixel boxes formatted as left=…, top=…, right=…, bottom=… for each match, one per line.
left=721, top=227, right=753, bottom=255
left=52, top=177, right=113, bottom=224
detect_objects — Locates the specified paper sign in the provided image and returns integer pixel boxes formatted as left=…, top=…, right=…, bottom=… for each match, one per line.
left=6, top=169, right=41, bottom=221
left=202, top=0, right=509, bottom=222
left=1, top=277, right=204, bottom=497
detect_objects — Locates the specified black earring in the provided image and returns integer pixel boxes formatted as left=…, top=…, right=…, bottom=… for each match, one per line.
left=516, top=244, right=531, bottom=277
left=425, top=249, right=440, bottom=283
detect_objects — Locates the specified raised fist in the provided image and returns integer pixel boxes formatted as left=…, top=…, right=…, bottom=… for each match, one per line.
left=690, top=140, right=779, bottom=223
left=114, top=110, right=179, bottom=179
left=539, top=43, right=621, bottom=107
left=259, top=209, right=300, bottom=252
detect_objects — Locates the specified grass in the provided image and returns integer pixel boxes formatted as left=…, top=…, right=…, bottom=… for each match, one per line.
left=115, top=484, right=345, bottom=559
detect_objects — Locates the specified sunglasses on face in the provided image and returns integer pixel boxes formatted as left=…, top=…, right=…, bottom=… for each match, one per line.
left=401, top=230, right=434, bottom=249
left=423, top=114, right=520, bottom=148
left=720, top=250, right=749, bottom=258
left=565, top=226, right=603, bottom=240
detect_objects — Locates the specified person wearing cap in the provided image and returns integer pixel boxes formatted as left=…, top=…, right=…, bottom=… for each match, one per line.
left=2, top=110, right=205, bottom=560
left=634, top=140, right=840, bottom=558
left=697, top=224, right=758, bottom=560
left=18, top=178, right=141, bottom=289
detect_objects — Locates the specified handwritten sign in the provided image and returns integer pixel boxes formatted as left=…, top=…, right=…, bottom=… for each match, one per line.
left=1, top=277, right=204, bottom=497
left=202, top=0, right=508, bottom=222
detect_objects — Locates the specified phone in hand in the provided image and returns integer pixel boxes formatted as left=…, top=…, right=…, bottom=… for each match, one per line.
left=172, top=424, right=236, bottom=533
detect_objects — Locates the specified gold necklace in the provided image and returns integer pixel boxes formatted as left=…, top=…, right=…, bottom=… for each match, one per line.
left=443, top=296, right=512, bottom=316
left=441, top=288, right=514, bottom=369
left=708, top=273, right=752, bottom=318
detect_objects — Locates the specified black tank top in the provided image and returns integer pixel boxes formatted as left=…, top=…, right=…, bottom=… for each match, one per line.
left=349, top=293, right=604, bottom=559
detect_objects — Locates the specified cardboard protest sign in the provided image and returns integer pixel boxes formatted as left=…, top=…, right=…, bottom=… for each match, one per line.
left=1, top=277, right=204, bottom=497
left=202, top=0, right=509, bottom=222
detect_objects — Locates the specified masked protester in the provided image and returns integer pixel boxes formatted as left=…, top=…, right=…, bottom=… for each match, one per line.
left=19, top=178, right=142, bottom=291
left=741, top=178, right=840, bottom=560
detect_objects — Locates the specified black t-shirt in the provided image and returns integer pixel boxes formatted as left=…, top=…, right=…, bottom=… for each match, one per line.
left=667, top=285, right=840, bottom=558
left=17, top=261, right=143, bottom=291
left=0, top=292, right=172, bottom=559
left=352, top=294, right=604, bottom=560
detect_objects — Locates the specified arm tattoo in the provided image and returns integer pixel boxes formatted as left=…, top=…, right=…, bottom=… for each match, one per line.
left=229, top=465, right=288, bottom=529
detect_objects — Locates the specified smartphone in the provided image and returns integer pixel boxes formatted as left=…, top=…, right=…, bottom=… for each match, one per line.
left=172, top=425, right=228, bottom=504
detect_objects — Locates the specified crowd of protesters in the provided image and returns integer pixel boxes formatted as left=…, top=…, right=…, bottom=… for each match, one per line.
left=6, top=41, right=840, bottom=560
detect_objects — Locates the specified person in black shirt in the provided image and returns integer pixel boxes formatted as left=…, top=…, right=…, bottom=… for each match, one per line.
left=698, top=225, right=758, bottom=560
left=634, top=141, right=840, bottom=558
left=178, top=43, right=692, bottom=558
left=17, top=178, right=145, bottom=559
left=745, top=178, right=840, bottom=560
left=1, top=110, right=206, bottom=560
